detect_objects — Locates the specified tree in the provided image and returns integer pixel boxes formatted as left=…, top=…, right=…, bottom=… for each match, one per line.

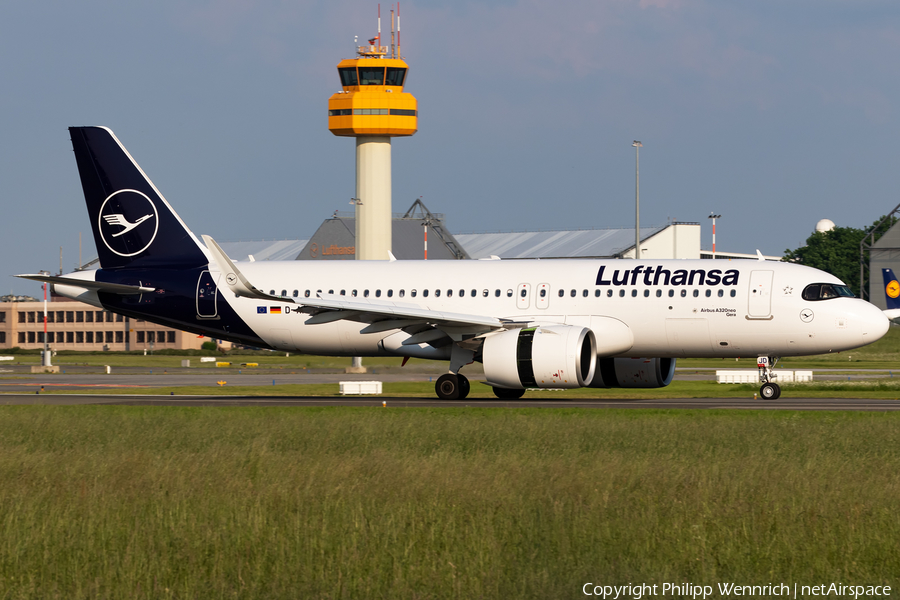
left=783, top=215, right=898, bottom=298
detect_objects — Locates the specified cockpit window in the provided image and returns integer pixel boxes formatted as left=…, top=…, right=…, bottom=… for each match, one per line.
left=802, top=283, right=855, bottom=301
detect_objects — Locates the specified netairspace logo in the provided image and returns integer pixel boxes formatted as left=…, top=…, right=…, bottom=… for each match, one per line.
left=582, top=582, right=892, bottom=599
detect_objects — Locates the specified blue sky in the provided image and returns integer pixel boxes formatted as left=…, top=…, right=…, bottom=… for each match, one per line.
left=2, top=1, right=899, bottom=295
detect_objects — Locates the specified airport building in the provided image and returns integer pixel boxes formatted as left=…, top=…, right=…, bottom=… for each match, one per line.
left=0, top=297, right=206, bottom=351
left=869, top=228, right=900, bottom=308
left=218, top=205, right=782, bottom=263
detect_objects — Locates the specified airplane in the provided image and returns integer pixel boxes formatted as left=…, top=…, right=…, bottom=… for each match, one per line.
left=16, top=127, right=894, bottom=401
left=881, top=268, right=900, bottom=324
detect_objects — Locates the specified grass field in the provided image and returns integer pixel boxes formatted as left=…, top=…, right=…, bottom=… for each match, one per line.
left=1, top=406, right=898, bottom=598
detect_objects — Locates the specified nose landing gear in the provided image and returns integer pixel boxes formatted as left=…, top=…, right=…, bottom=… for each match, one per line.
left=757, top=356, right=781, bottom=399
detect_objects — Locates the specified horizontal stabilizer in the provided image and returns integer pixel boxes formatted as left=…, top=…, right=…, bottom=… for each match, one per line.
left=15, top=274, right=155, bottom=295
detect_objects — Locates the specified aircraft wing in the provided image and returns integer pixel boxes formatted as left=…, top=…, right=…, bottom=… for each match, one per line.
left=297, top=295, right=507, bottom=332
left=15, top=273, right=155, bottom=295
left=203, top=234, right=516, bottom=337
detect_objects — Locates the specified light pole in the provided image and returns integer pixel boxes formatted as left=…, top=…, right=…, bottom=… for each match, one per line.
left=41, top=272, right=51, bottom=367
left=708, top=212, right=721, bottom=258
left=632, top=141, right=642, bottom=259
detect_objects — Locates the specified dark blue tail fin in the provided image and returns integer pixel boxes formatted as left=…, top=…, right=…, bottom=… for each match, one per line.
left=883, top=268, right=900, bottom=310
left=69, top=126, right=208, bottom=270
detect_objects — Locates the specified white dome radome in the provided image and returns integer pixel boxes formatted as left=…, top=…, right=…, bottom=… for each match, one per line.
left=816, top=218, right=835, bottom=233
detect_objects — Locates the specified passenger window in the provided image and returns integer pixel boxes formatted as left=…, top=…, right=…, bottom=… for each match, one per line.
left=730, top=290, right=736, bottom=297
left=494, top=289, right=501, bottom=297
left=341, top=290, right=347, bottom=296
left=352, top=289, right=358, bottom=297
left=656, top=289, right=662, bottom=297
left=570, top=290, right=576, bottom=298
left=558, top=289, right=564, bottom=297
left=643, top=290, right=650, bottom=297
left=482, top=289, right=488, bottom=297
left=435, top=289, right=441, bottom=297
left=540, top=289, right=547, bottom=297
left=522, top=289, right=529, bottom=298
left=693, top=290, right=699, bottom=297
left=619, top=290, right=625, bottom=297
left=705, top=289, right=711, bottom=297
left=680, top=290, right=687, bottom=297
left=595, top=290, right=601, bottom=297
left=328, top=289, right=334, bottom=295
left=718, top=289, right=724, bottom=297
left=364, top=290, right=370, bottom=297
left=423, top=289, right=429, bottom=297
left=506, top=289, right=513, bottom=297
left=631, top=289, right=638, bottom=297
left=317, top=289, right=322, bottom=296
left=269, top=290, right=275, bottom=296
left=411, top=290, right=417, bottom=297
left=471, top=290, right=477, bottom=297
left=460, top=289, right=465, bottom=297
left=281, top=290, right=287, bottom=297
left=668, top=289, right=674, bottom=297
left=375, top=290, right=381, bottom=298
left=447, top=289, right=453, bottom=297
left=292, top=290, right=298, bottom=297
left=304, top=290, right=310, bottom=298
left=387, top=289, right=393, bottom=297
left=607, top=290, right=613, bottom=297
left=582, top=290, right=588, bottom=297
left=399, top=290, right=405, bottom=298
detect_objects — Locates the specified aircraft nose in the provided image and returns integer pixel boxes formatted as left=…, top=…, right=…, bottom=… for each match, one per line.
left=858, top=300, right=890, bottom=342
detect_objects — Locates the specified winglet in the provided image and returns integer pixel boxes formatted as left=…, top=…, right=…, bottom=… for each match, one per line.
left=202, top=235, right=288, bottom=302
left=756, top=250, right=765, bottom=261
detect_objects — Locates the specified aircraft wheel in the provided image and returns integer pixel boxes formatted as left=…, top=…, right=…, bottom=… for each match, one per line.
left=493, top=386, right=526, bottom=400
left=458, top=374, right=470, bottom=399
left=436, top=374, right=461, bottom=400
left=760, top=382, right=780, bottom=400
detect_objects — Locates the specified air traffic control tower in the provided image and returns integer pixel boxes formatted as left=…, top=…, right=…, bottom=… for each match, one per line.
left=328, top=7, right=417, bottom=260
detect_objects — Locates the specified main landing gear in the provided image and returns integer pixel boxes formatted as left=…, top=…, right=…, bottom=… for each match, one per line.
left=435, top=344, right=476, bottom=400
left=435, top=373, right=470, bottom=400
left=757, top=355, right=781, bottom=400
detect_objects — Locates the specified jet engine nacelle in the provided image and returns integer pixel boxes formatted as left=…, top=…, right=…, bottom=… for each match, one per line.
left=483, top=325, right=596, bottom=389
left=590, top=357, right=676, bottom=388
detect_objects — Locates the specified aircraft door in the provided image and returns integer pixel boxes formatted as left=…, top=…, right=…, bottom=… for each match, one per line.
left=536, top=283, right=550, bottom=309
left=517, top=283, right=531, bottom=309
left=748, top=270, right=774, bottom=318
left=197, top=270, right=218, bottom=318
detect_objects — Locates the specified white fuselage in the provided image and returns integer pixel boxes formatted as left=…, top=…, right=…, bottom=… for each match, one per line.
left=210, top=258, right=888, bottom=359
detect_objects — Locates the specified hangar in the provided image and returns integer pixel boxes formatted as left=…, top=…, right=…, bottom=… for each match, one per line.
left=218, top=200, right=781, bottom=263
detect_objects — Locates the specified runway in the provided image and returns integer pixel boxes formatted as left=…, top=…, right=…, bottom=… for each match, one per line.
left=2, top=393, right=900, bottom=411
left=2, top=368, right=900, bottom=410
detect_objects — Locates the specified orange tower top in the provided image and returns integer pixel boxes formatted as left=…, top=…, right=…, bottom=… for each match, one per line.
left=328, top=5, right=417, bottom=137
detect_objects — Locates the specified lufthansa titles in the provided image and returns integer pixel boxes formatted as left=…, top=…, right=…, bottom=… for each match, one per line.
left=596, top=265, right=740, bottom=287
